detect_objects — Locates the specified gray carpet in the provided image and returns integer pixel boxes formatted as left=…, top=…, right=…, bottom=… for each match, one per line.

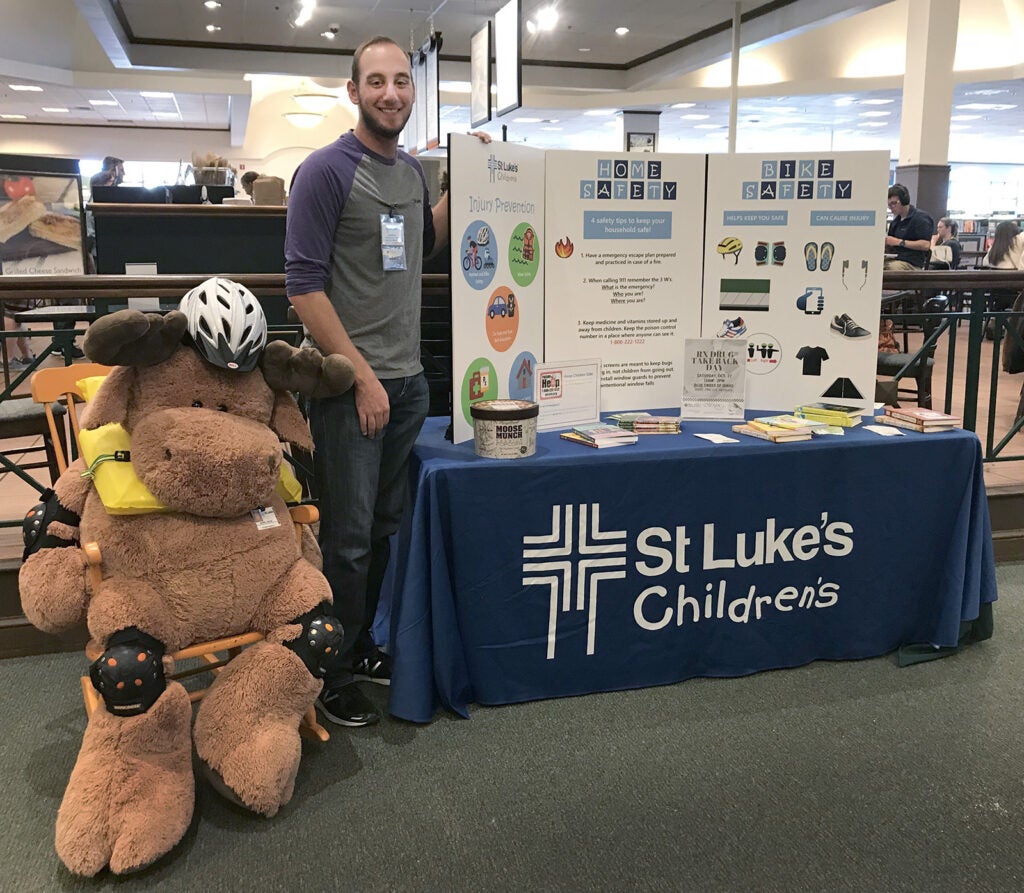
left=2, top=564, right=1023, bottom=892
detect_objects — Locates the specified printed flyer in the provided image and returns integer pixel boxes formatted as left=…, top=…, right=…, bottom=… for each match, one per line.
left=681, top=338, right=746, bottom=420
left=544, top=151, right=707, bottom=412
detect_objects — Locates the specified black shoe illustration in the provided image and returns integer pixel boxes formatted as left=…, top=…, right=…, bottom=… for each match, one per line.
left=830, top=313, right=871, bottom=338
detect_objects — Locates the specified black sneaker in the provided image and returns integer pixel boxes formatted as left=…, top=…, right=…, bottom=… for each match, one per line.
left=317, top=684, right=380, bottom=727
left=353, top=651, right=392, bottom=686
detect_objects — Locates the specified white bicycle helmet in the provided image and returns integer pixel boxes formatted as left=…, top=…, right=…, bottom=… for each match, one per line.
left=179, top=277, right=267, bottom=372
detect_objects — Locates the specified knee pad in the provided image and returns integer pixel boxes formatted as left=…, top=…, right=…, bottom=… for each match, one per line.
left=285, top=610, right=344, bottom=678
left=22, top=488, right=80, bottom=562
left=89, top=628, right=166, bottom=717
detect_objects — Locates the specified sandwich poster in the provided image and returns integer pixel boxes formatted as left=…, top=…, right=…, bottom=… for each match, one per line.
left=0, top=168, right=85, bottom=276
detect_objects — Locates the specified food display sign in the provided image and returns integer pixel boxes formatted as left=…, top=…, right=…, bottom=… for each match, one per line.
left=0, top=154, right=86, bottom=276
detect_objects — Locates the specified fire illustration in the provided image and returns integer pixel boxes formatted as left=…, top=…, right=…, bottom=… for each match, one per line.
left=554, top=236, right=574, bottom=259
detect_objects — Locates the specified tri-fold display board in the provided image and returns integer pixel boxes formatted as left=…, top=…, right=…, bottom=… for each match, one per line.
left=448, top=134, right=888, bottom=444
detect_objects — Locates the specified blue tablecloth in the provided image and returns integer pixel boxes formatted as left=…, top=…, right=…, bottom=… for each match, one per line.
left=386, top=415, right=998, bottom=722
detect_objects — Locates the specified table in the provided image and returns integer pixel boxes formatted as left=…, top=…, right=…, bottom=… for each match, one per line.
left=385, top=416, right=997, bottom=722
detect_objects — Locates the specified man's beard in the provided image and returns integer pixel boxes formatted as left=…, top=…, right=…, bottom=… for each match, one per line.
left=360, top=98, right=411, bottom=141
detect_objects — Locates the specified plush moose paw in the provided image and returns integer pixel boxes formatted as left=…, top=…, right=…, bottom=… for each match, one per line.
left=55, top=683, right=194, bottom=876
left=194, top=641, right=321, bottom=816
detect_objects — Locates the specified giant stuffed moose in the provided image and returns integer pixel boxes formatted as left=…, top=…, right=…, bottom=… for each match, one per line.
left=19, top=278, right=354, bottom=875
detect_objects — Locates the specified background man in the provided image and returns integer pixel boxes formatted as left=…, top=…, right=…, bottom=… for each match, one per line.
left=88, top=156, right=124, bottom=192
left=884, top=183, right=934, bottom=270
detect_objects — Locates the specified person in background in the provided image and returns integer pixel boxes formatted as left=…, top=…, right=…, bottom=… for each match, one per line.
left=285, top=35, right=490, bottom=727
left=88, top=156, right=124, bottom=194
left=984, top=220, right=1024, bottom=270
left=884, top=183, right=934, bottom=270
left=2, top=302, right=36, bottom=369
left=929, top=217, right=962, bottom=270
left=240, top=171, right=260, bottom=197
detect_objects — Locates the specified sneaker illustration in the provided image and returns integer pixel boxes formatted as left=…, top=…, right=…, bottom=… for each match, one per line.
left=718, top=317, right=747, bottom=338
left=796, top=287, right=824, bottom=315
left=830, top=313, right=871, bottom=338
left=820, top=241, right=835, bottom=272
left=804, top=242, right=818, bottom=272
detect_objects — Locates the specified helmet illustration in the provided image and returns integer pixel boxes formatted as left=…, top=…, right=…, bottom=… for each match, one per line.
left=179, top=277, right=267, bottom=372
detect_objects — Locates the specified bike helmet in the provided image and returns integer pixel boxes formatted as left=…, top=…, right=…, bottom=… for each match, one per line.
left=179, top=277, right=267, bottom=372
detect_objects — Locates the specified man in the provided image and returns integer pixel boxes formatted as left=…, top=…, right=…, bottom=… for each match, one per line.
left=285, top=36, right=488, bottom=727
left=884, top=183, right=934, bottom=270
left=88, top=156, right=124, bottom=193
left=240, top=170, right=260, bottom=197
left=929, top=216, right=962, bottom=270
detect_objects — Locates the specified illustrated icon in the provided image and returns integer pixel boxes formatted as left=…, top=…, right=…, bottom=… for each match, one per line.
left=716, top=236, right=743, bottom=264
left=554, top=236, right=574, bottom=258
left=718, top=317, right=747, bottom=338
left=830, top=313, right=871, bottom=339
left=796, top=287, right=824, bottom=315
left=819, top=241, right=835, bottom=272
left=754, top=241, right=786, bottom=266
left=804, top=241, right=818, bottom=272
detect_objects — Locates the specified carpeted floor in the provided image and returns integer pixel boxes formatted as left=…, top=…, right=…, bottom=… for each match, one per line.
left=1, top=564, right=1023, bottom=892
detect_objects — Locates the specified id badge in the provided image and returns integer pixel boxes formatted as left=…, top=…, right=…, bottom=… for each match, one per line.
left=381, top=213, right=407, bottom=271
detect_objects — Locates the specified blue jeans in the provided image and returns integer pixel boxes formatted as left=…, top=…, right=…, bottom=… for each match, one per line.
left=309, top=373, right=429, bottom=689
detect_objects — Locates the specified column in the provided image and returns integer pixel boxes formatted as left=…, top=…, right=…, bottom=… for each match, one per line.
left=896, top=0, right=960, bottom=218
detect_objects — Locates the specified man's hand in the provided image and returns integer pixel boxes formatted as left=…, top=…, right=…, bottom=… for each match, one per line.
left=354, top=374, right=390, bottom=437
left=468, top=130, right=492, bottom=144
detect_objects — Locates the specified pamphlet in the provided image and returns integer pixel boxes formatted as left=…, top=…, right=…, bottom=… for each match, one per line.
left=680, top=338, right=746, bottom=420
left=534, top=358, right=602, bottom=432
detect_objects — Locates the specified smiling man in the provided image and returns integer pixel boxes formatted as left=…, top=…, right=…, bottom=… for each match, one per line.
left=285, top=36, right=486, bottom=727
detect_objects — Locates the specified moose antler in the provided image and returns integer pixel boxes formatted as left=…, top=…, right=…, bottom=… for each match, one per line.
left=84, top=310, right=188, bottom=367
left=260, top=340, right=355, bottom=397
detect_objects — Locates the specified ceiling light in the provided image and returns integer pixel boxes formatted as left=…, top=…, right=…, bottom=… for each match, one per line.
left=284, top=111, right=324, bottom=128
left=293, top=92, right=338, bottom=113
left=615, top=27, right=629, bottom=36
left=694, top=123, right=721, bottom=129
left=966, top=88, right=1009, bottom=96
left=526, top=20, right=537, bottom=35
left=584, top=108, right=617, bottom=116
left=859, top=111, right=890, bottom=117
left=950, top=114, right=981, bottom=121
left=205, top=0, right=221, bottom=7
left=9, top=84, right=42, bottom=92
left=294, top=0, right=316, bottom=27
left=321, top=30, right=336, bottom=39
left=680, top=113, right=709, bottom=120
left=833, top=97, right=856, bottom=107
left=861, top=122, right=887, bottom=128
left=860, top=98, right=895, bottom=105
left=42, top=107, right=69, bottom=113
left=513, top=117, right=542, bottom=123
left=140, top=91, right=174, bottom=99
left=1, top=114, right=27, bottom=119
left=956, top=103, right=1016, bottom=111
left=578, top=47, right=591, bottom=52
left=206, top=24, right=222, bottom=32
left=672, top=102, right=695, bottom=109
left=536, top=7, right=558, bottom=29
left=89, top=99, right=119, bottom=106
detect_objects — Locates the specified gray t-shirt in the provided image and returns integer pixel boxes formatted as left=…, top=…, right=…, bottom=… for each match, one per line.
left=285, top=131, right=435, bottom=378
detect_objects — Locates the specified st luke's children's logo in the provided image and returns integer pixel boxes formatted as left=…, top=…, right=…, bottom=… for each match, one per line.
left=522, top=504, right=627, bottom=658
left=488, top=154, right=519, bottom=184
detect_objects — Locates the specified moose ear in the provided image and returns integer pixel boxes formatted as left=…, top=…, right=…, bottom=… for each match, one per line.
left=270, top=391, right=313, bottom=451
left=80, top=366, right=136, bottom=429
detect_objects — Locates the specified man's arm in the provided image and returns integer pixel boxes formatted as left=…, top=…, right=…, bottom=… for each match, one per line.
left=289, top=290, right=390, bottom=437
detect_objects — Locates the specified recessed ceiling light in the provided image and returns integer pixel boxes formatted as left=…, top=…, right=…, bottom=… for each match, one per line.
left=513, top=117, right=542, bottom=123
left=42, top=107, right=69, bottom=113
left=859, top=111, right=890, bottom=117
left=833, top=97, right=856, bottom=107
left=89, top=99, right=119, bottom=106
left=140, top=91, right=174, bottom=99
left=615, top=27, right=629, bottom=36
left=205, top=0, right=221, bottom=8
left=206, top=24, right=222, bottom=32
left=1, top=114, right=27, bottom=119
left=536, top=7, right=558, bottom=29
left=672, top=102, right=695, bottom=109
left=950, top=114, right=981, bottom=121
left=584, top=108, right=617, bottom=116
left=694, top=123, right=721, bottom=129
left=680, top=113, right=709, bottom=120
left=956, top=102, right=1016, bottom=111
left=578, top=47, right=591, bottom=52
left=321, top=30, right=336, bottom=39
left=860, top=98, right=895, bottom=105
left=966, top=88, right=1009, bottom=96
left=294, top=0, right=316, bottom=27
left=861, top=122, right=887, bottom=128
left=9, top=84, right=42, bottom=92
